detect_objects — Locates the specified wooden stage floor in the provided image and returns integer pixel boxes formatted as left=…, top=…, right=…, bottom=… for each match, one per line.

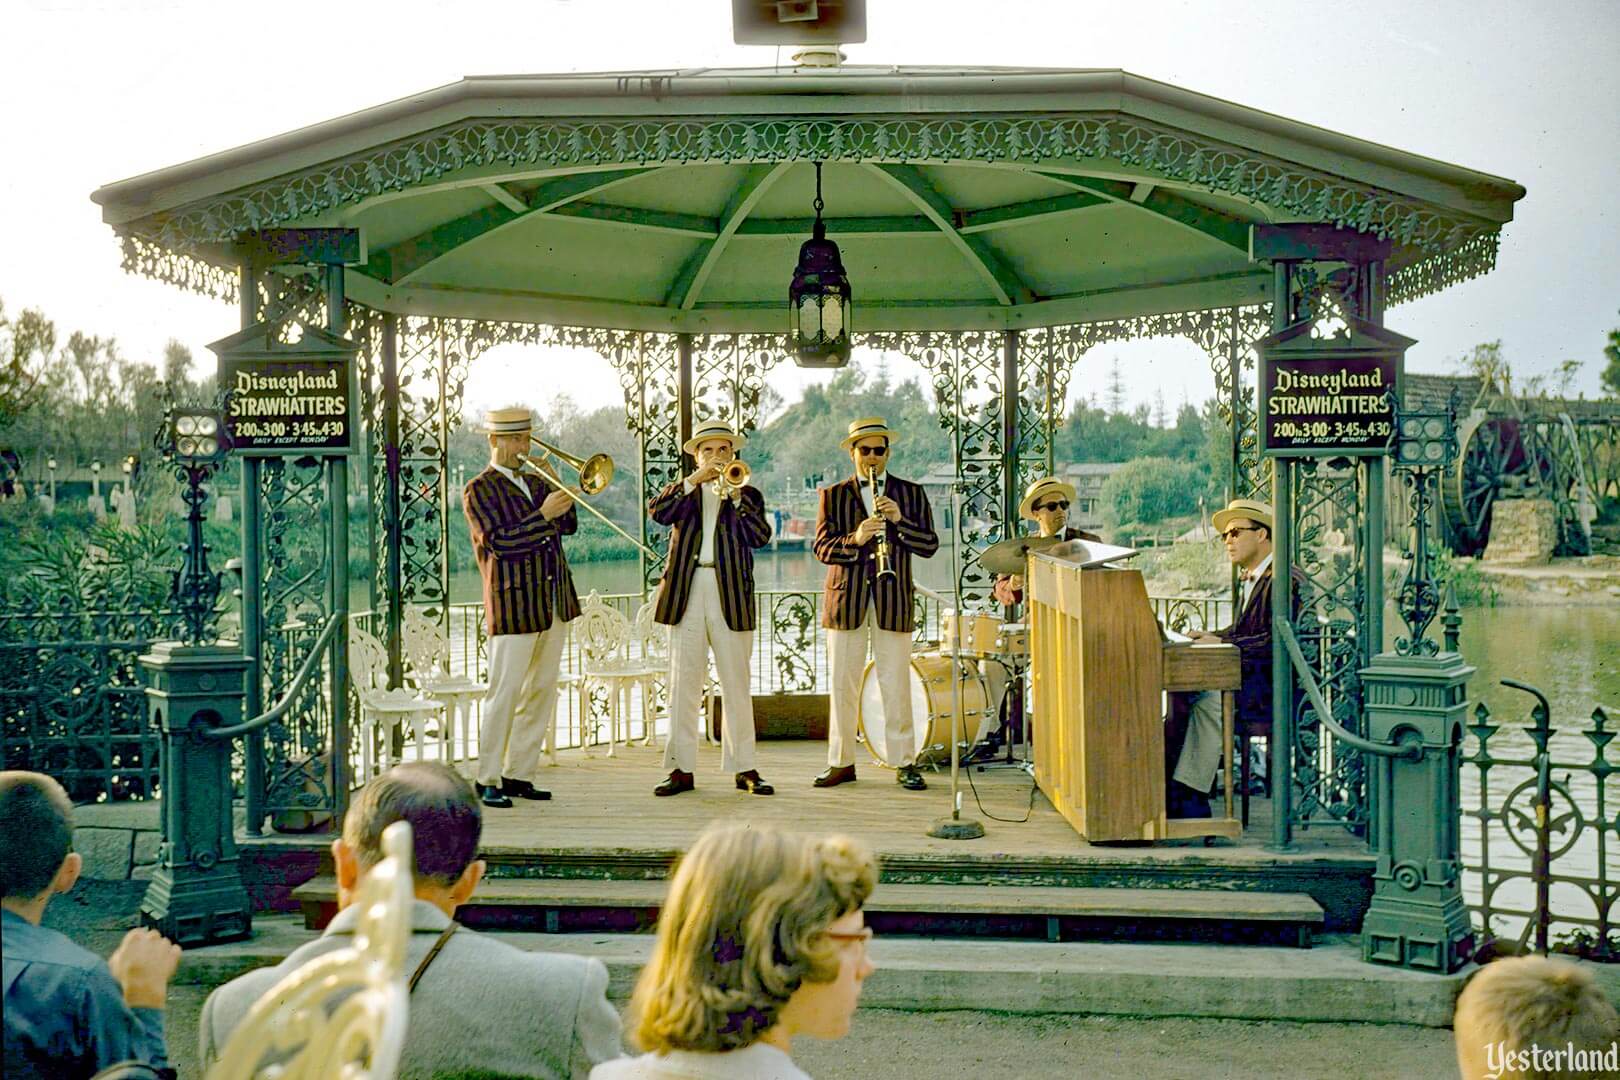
left=454, top=739, right=1366, bottom=869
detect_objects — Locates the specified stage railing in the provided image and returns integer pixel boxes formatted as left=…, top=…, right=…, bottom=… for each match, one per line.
left=349, top=590, right=1228, bottom=764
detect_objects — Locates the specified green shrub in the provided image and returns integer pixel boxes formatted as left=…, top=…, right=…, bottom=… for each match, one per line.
left=1102, top=457, right=1205, bottom=529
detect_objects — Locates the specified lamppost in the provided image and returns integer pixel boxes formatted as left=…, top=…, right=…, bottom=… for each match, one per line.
left=138, top=404, right=253, bottom=945
left=46, top=456, right=57, bottom=510
left=120, top=454, right=139, bottom=526
left=91, top=458, right=102, bottom=498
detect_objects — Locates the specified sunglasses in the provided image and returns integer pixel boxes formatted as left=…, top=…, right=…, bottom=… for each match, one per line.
left=1220, top=526, right=1260, bottom=541
left=857, top=445, right=889, bottom=456
left=1036, top=501, right=1070, bottom=512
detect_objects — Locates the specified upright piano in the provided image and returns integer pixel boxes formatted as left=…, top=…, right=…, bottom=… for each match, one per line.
left=1027, top=549, right=1243, bottom=842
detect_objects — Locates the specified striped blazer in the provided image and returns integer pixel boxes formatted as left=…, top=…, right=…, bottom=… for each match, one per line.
left=814, top=473, right=939, bottom=632
left=648, top=480, right=773, bottom=632
left=463, top=465, right=582, bottom=637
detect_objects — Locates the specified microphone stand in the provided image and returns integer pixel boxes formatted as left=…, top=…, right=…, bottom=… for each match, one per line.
left=928, top=481, right=985, bottom=841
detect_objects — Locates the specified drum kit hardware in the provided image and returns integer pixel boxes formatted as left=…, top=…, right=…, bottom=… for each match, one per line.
left=979, top=534, right=1063, bottom=575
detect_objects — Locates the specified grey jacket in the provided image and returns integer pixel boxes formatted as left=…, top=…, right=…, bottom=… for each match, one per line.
left=200, top=900, right=622, bottom=1079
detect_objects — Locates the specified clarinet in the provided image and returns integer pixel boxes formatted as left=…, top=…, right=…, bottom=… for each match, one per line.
left=867, top=466, right=897, bottom=580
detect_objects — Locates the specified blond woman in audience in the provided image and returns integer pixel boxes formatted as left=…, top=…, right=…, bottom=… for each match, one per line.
left=592, top=825, right=877, bottom=1080
left=1454, top=955, right=1619, bottom=1079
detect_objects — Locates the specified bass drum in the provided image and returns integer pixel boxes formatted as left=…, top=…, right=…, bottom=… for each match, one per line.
left=857, top=653, right=988, bottom=767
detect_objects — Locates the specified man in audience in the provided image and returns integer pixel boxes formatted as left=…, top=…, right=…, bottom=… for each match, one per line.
left=1, top=771, right=181, bottom=1080
left=1454, top=955, right=1619, bottom=1079
left=200, top=760, right=622, bottom=1079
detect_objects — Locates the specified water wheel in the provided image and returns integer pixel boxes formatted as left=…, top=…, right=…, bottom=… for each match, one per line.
left=1441, top=410, right=1550, bottom=554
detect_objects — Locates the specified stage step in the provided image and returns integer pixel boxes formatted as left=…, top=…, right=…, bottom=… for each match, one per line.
left=291, top=877, right=1324, bottom=948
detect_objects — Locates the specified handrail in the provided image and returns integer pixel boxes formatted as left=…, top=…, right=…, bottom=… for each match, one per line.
left=1277, top=621, right=1421, bottom=761
left=203, top=613, right=342, bottom=740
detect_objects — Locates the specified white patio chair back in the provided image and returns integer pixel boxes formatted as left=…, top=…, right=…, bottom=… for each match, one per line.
left=574, top=590, right=631, bottom=667
left=401, top=605, right=453, bottom=683
left=349, top=623, right=394, bottom=694
left=206, top=821, right=414, bottom=1080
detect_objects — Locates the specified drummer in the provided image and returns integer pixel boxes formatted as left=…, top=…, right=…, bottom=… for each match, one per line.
left=990, top=476, right=1100, bottom=606
left=974, top=477, right=1101, bottom=761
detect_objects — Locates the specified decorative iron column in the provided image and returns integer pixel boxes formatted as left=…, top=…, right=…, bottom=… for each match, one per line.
left=324, top=263, right=352, bottom=823
left=1001, top=330, right=1019, bottom=535
left=677, top=333, right=695, bottom=473
left=238, top=266, right=266, bottom=834
left=1268, top=260, right=1296, bottom=852
left=380, top=314, right=404, bottom=685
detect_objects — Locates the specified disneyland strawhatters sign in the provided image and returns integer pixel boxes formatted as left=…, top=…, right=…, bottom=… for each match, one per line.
left=1260, top=355, right=1399, bottom=456
left=222, top=359, right=353, bottom=453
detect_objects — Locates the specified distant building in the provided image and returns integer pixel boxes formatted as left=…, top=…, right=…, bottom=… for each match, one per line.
left=1059, top=463, right=1124, bottom=534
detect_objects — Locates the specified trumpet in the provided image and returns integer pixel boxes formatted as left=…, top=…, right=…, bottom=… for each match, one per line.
left=865, top=465, right=896, bottom=580
left=515, top=445, right=658, bottom=560
left=712, top=458, right=750, bottom=499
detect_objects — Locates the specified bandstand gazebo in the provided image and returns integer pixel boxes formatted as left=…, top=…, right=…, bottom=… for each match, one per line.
left=92, top=65, right=1524, bottom=968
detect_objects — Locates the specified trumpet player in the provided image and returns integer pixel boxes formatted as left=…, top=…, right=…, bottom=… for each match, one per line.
left=648, top=419, right=775, bottom=798
left=463, top=407, right=581, bottom=809
left=813, top=416, right=939, bottom=791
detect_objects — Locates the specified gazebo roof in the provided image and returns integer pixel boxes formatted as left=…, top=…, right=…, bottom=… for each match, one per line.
left=93, top=66, right=1524, bottom=332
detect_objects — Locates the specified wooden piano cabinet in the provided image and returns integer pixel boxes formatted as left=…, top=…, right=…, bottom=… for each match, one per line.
left=1029, top=553, right=1242, bottom=843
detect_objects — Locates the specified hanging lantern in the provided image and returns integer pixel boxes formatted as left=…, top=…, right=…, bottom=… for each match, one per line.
left=789, top=162, right=852, bottom=367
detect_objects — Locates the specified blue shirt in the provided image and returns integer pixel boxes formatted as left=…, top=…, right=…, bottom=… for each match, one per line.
left=1, top=908, right=170, bottom=1079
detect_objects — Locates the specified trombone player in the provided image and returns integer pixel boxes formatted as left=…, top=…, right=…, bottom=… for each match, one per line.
left=648, top=420, right=775, bottom=797
left=813, top=416, right=939, bottom=791
left=463, top=407, right=581, bottom=809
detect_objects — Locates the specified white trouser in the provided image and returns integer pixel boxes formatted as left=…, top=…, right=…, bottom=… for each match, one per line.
left=478, top=622, right=567, bottom=786
left=663, top=569, right=757, bottom=775
left=979, top=662, right=1008, bottom=743
left=1173, top=689, right=1223, bottom=793
left=827, top=608, right=914, bottom=768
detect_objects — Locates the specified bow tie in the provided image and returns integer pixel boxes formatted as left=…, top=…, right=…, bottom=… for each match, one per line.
left=1240, top=568, right=1255, bottom=582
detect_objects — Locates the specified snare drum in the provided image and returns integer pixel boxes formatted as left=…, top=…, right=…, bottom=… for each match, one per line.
left=858, top=652, right=989, bottom=767
left=942, top=611, right=1000, bottom=656
left=997, top=622, right=1028, bottom=657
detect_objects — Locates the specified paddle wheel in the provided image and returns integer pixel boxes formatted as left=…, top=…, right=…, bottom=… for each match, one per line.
left=1441, top=407, right=1592, bottom=555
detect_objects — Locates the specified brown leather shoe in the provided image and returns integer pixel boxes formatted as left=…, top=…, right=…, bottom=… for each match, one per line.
left=813, top=764, right=857, bottom=788
left=654, top=769, right=695, bottom=797
left=735, top=770, right=775, bottom=796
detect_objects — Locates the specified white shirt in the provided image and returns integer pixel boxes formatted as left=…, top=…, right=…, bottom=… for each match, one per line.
left=1242, top=552, right=1273, bottom=612
left=683, top=478, right=722, bottom=564
left=590, top=1043, right=812, bottom=1080
left=491, top=462, right=531, bottom=501
left=856, top=471, right=886, bottom=517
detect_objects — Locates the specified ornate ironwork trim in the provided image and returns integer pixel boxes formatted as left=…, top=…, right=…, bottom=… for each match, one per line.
left=116, top=114, right=1502, bottom=306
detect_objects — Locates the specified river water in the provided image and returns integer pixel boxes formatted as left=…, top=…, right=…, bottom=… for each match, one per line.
left=398, top=550, right=1617, bottom=944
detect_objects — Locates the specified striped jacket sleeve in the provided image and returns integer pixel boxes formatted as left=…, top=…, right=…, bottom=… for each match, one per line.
left=465, top=479, right=559, bottom=559
left=733, top=487, right=772, bottom=548
left=892, top=484, right=939, bottom=558
left=813, top=485, right=863, bottom=565
left=648, top=480, right=697, bottom=526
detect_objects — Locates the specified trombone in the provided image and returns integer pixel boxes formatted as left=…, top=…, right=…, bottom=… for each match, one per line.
left=517, top=437, right=658, bottom=560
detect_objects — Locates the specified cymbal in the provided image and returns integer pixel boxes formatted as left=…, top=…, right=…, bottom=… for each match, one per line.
left=979, top=534, right=1063, bottom=575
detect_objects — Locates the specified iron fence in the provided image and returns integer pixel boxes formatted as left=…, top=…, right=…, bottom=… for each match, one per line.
left=1464, top=679, right=1617, bottom=959
left=9, top=589, right=1229, bottom=801
left=0, top=604, right=179, bottom=802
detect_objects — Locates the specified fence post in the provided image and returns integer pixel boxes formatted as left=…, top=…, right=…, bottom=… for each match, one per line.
left=140, top=642, right=254, bottom=945
left=1358, top=649, right=1476, bottom=972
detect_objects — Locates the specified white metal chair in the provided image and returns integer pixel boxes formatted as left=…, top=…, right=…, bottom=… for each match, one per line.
left=568, top=591, right=648, bottom=757
left=349, top=623, right=443, bottom=780
left=401, top=605, right=486, bottom=763
left=206, top=821, right=414, bottom=1080
left=617, top=601, right=669, bottom=746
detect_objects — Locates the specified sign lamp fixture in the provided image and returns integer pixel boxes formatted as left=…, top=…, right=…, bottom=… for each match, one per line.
left=789, top=162, right=853, bottom=368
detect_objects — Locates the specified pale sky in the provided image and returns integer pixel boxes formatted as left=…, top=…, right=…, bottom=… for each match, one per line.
left=4, top=0, right=1617, bottom=422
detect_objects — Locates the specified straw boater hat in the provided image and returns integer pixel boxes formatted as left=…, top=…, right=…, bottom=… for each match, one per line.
left=481, top=407, right=533, bottom=435
left=840, top=416, right=901, bottom=450
left=1018, top=476, right=1078, bottom=521
left=1211, top=497, right=1274, bottom=535
left=682, top=418, right=746, bottom=456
